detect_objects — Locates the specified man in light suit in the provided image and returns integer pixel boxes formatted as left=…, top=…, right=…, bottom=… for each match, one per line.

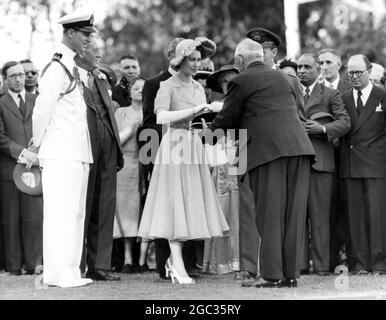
left=204, top=39, right=315, bottom=288
left=297, top=53, right=351, bottom=275
left=75, top=38, right=123, bottom=281
left=0, top=61, right=42, bottom=275
left=340, top=54, right=386, bottom=275
left=32, top=11, right=95, bottom=288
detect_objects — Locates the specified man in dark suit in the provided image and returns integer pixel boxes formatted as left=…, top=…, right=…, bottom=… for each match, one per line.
left=112, top=54, right=141, bottom=108
left=340, top=54, right=386, bottom=275
left=297, top=53, right=351, bottom=275
left=204, top=39, right=315, bottom=288
left=234, top=27, right=309, bottom=281
left=75, top=39, right=123, bottom=281
left=319, top=49, right=351, bottom=93
left=0, top=61, right=42, bottom=275
left=319, top=48, right=353, bottom=271
left=137, top=38, right=184, bottom=280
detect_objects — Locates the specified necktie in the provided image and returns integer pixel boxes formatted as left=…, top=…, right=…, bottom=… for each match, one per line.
left=18, top=94, right=26, bottom=118
left=73, top=66, right=80, bottom=82
left=304, top=86, right=310, bottom=106
left=357, top=90, right=364, bottom=116
left=87, top=71, right=94, bottom=90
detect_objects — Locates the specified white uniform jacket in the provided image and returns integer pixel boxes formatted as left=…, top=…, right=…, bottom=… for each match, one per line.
left=32, top=42, right=93, bottom=163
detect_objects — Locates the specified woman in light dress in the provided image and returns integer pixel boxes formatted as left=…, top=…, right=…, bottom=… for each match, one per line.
left=113, top=77, right=150, bottom=273
left=137, top=37, right=229, bottom=284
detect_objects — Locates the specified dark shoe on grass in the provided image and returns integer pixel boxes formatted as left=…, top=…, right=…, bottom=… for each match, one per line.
left=234, top=270, right=256, bottom=281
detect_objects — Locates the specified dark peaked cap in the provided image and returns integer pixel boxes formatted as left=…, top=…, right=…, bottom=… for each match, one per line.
left=247, top=27, right=281, bottom=47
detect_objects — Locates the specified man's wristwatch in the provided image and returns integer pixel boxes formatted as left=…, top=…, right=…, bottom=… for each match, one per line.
left=322, top=126, right=327, bottom=134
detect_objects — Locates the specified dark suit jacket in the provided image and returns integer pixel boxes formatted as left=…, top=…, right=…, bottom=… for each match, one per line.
left=139, top=70, right=172, bottom=153
left=286, top=73, right=307, bottom=122
left=337, top=79, right=352, bottom=95
left=0, top=92, right=36, bottom=180
left=340, top=85, right=386, bottom=178
left=208, top=61, right=315, bottom=173
left=112, top=83, right=131, bottom=108
left=305, top=82, right=351, bottom=172
left=83, top=69, right=124, bottom=170
left=142, top=70, right=171, bottom=130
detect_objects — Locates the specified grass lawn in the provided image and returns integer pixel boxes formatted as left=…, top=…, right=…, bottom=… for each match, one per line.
left=1, top=270, right=386, bottom=300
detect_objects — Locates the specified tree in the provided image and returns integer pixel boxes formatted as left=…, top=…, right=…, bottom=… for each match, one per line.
left=100, top=0, right=286, bottom=77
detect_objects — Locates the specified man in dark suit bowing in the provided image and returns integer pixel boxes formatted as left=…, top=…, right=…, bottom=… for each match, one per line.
left=297, top=53, right=351, bottom=275
left=75, top=38, right=123, bottom=281
left=137, top=37, right=184, bottom=279
left=203, top=38, right=315, bottom=288
left=0, top=61, right=43, bottom=275
left=340, top=54, right=386, bottom=275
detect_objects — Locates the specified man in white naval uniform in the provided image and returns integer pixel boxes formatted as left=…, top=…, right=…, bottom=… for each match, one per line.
left=32, top=11, right=95, bottom=288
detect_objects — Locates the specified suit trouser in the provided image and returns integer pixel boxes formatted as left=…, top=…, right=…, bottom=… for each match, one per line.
left=0, top=179, right=42, bottom=272
left=0, top=199, right=5, bottom=270
left=84, top=120, right=117, bottom=271
left=42, top=160, right=89, bottom=284
left=345, top=178, right=386, bottom=272
left=301, top=170, right=333, bottom=272
left=238, top=173, right=260, bottom=275
left=249, top=156, right=310, bottom=279
left=330, top=149, right=352, bottom=270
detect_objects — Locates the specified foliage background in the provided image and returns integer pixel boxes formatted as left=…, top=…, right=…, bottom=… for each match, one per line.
left=1, top=0, right=386, bottom=77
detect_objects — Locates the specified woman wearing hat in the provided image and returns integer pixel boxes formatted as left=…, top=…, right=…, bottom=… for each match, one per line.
left=202, top=65, right=240, bottom=274
left=113, top=76, right=150, bottom=274
left=137, top=37, right=229, bottom=284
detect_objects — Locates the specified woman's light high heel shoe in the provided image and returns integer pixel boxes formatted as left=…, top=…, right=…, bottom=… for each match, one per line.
left=170, top=265, right=196, bottom=285
left=165, top=259, right=172, bottom=278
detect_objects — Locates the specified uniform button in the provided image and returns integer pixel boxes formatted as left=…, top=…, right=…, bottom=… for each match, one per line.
left=350, top=145, right=354, bottom=149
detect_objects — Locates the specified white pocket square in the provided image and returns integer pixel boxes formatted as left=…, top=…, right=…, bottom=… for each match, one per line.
left=375, top=104, right=383, bottom=112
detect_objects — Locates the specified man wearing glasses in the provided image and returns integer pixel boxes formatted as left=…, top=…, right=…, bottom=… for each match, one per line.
left=0, top=61, right=43, bottom=276
left=20, top=60, right=39, bottom=95
left=340, top=54, right=386, bottom=275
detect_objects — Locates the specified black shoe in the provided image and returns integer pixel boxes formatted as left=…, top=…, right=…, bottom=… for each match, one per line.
left=86, top=269, right=121, bottom=281
left=24, top=269, right=35, bottom=275
left=315, top=271, right=330, bottom=276
left=300, top=269, right=309, bottom=275
left=139, top=263, right=150, bottom=273
left=10, top=270, right=22, bottom=276
left=242, top=278, right=284, bottom=288
left=282, top=278, right=298, bottom=288
left=234, top=270, right=256, bottom=281
left=121, top=264, right=135, bottom=274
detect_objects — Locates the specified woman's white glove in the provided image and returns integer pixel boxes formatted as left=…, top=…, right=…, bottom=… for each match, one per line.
left=193, top=103, right=210, bottom=115
left=208, top=101, right=223, bottom=112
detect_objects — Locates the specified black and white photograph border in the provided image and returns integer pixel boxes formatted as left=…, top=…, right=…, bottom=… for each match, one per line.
left=2, top=0, right=386, bottom=303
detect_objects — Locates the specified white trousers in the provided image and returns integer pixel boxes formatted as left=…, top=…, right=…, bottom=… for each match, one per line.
left=41, top=160, right=89, bottom=285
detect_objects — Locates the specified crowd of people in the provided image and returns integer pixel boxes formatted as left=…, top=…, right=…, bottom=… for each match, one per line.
left=1, top=8, right=386, bottom=289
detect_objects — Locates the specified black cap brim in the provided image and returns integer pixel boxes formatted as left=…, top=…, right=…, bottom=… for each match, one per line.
left=76, top=26, right=97, bottom=33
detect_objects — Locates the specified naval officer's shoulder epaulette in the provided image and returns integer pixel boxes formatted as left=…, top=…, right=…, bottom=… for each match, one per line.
left=40, top=52, right=78, bottom=100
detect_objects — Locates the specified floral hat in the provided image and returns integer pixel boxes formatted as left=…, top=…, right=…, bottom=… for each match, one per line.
left=170, top=37, right=216, bottom=68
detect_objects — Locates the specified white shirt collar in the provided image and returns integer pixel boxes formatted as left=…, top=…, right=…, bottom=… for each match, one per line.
left=8, top=89, right=26, bottom=106
left=301, top=80, right=317, bottom=95
left=78, top=67, right=89, bottom=87
left=168, top=65, right=177, bottom=76
left=353, top=82, right=373, bottom=107
left=325, top=75, right=340, bottom=90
